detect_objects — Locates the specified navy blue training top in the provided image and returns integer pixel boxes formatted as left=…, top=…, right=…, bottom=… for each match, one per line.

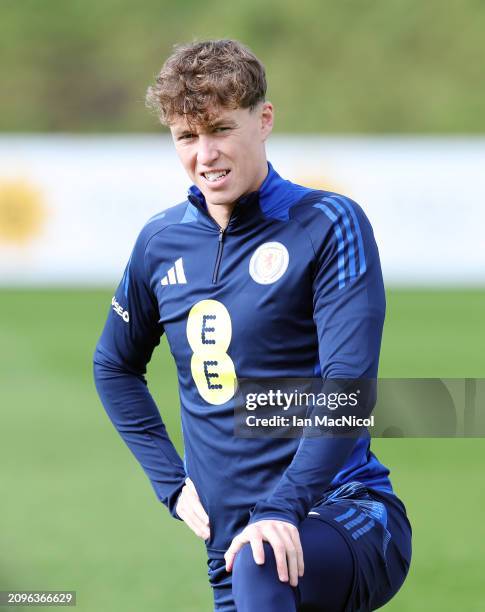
left=93, top=162, right=393, bottom=558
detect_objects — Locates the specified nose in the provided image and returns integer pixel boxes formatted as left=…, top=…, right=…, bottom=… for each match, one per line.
left=197, top=135, right=219, bottom=166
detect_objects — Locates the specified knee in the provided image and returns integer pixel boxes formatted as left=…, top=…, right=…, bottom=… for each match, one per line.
left=233, top=541, right=277, bottom=586
left=232, top=543, right=296, bottom=611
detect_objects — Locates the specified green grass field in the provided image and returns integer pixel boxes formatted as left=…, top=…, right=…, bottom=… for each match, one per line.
left=1, top=288, right=484, bottom=611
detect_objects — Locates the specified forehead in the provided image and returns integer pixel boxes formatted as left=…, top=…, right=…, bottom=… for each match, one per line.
left=169, top=106, right=251, bottom=134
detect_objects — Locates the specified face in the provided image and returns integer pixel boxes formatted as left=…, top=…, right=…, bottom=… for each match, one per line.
left=169, top=102, right=274, bottom=208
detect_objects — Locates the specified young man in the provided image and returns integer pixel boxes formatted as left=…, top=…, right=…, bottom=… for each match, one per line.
left=94, top=39, right=412, bottom=611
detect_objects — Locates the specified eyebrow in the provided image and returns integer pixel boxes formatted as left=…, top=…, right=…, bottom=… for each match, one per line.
left=174, top=128, right=195, bottom=138
left=174, top=118, right=238, bottom=137
left=208, top=118, right=238, bottom=128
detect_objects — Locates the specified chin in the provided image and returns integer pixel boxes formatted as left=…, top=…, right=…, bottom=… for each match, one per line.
left=204, top=188, right=242, bottom=206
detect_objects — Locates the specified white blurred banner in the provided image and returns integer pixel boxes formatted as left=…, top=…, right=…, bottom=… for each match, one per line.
left=0, top=135, right=484, bottom=286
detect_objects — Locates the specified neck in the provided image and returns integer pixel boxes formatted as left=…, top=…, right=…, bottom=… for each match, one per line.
left=205, top=162, right=269, bottom=229
left=205, top=201, right=235, bottom=229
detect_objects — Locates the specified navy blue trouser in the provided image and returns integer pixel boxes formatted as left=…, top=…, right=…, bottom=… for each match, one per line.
left=208, top=483, right=412, bottom=611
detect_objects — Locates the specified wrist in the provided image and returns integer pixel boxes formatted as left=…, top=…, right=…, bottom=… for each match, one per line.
left=249, top=504, right=300, bottom=527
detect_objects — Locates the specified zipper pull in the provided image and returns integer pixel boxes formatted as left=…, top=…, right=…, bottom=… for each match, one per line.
left=212, top=227, right=226, bottom=284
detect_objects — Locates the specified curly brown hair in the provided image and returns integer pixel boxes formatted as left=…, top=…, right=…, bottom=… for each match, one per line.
left=146, top=39, right=267, bottom=127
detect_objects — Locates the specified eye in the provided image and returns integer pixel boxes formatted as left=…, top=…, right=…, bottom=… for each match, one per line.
left=214, top=126, right=230, bottom=133
left=178, top=133, right=196, bottom=141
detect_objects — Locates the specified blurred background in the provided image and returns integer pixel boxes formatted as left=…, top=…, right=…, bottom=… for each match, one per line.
left=1, top=1, right=484, bottom=610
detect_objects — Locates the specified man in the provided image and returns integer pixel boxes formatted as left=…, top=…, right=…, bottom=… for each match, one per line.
left=94, top=39, right=412, bottom=611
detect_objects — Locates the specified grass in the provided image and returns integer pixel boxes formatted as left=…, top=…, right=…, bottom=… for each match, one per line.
left=0, top=288, right=484, bottom=611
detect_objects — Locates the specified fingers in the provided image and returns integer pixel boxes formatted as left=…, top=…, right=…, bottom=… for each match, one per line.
left=224, top=521, right=304, bottom=588
left=176, top=479, right=210, bottom=540
left=225, top=535, right=244, bottom=572
left=180, top=502, right=210, bottom=539
left=188, top=494, right=210, bottom=525
left=258, top=523, right=302, bottom=586
left=289, top=526, right=305, bottom=577
left=264, top=528, right=290, bottom=584
left=250, top=536, right=265, bottom=566
left=185, top=479, right=210, bottom=527
left=224, top=530, right=266, bottom=573
left=276, top=527, right=301, bottom=587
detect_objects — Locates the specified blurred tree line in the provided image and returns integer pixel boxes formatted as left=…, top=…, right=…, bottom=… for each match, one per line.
left=0, top=0, right=483, bottom=133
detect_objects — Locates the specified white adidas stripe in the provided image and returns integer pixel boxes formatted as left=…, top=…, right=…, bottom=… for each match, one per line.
left=167, top=267, right=177, bottom=284
left=174, top=257, right=187, bottom=283
left=160, top=257, right=187, bottom=286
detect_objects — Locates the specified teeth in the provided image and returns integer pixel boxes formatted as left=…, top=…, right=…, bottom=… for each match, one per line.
left=204, top=170, right=228, bottom=182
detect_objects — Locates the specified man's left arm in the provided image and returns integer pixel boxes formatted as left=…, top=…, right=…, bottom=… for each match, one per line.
left=225, top=196, right=386, bottom=584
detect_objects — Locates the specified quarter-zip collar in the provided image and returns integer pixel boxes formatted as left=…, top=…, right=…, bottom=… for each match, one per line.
left=187, top=162, right=314, bottom=232
left=187, top=162, right=275, bottom=231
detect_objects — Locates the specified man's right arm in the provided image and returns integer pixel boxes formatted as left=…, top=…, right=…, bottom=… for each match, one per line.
left=93, top=225, right=187, bottom=517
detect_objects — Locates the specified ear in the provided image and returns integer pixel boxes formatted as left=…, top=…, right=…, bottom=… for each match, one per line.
left=260, top=101, right=274, bottom=141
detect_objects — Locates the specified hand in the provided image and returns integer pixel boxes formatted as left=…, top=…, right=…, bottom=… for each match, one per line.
left=224, top=520, right=304, bottom=587
left=175, top=477, right=210, bottom=540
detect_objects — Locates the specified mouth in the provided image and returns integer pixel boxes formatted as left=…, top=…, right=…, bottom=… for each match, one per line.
left=200, top=169, right=231, bottom=185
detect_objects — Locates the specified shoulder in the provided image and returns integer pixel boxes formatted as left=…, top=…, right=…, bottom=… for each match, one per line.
left=290, top=189, right=374, bottom=246
left=124, top=199, right=194, bottom=277
left=134, top=199, right=194, bottom=253
left=290, top=189, right=369, bottom=229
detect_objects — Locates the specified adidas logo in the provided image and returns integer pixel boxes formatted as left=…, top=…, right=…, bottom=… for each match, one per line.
left=161, top=258, right=187, bottom=286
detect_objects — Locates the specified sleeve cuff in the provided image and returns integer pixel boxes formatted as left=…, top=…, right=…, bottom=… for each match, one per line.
left=248, top=503, right=300, bottom=527
left=163, top=478, right=187, bottom=520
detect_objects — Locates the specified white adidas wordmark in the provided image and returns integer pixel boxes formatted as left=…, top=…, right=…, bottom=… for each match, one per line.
left=161, top=258, right=187, bottom=286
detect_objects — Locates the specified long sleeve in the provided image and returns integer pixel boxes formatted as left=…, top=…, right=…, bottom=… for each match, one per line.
left=93, top=225, right=186, bottom=517
left=249, top=195, right=386, bottom=526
